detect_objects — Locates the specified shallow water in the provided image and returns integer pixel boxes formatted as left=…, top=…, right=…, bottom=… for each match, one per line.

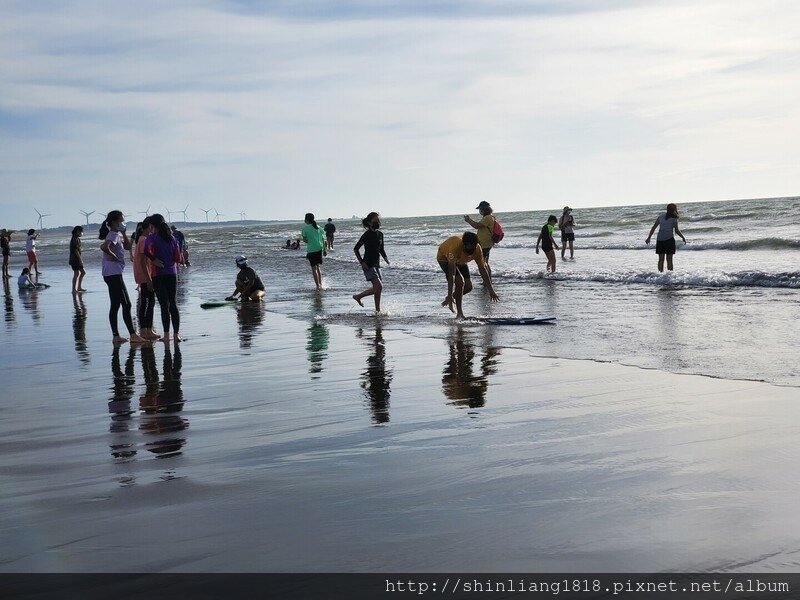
left=2, top=265, right=800, bottom=572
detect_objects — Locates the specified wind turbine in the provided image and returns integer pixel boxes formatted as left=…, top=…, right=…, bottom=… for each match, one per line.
left=201, top=208, right=213, bottom=223
left=139, top=205, right=151, bottom=217
left=166, top=209, right=173, bottom=222
left=214, top=209, right=223, bottom=223
left=34, top=208, right=51, bottom=230
left=79, top=210, right=95, bottom=226
left=178, top=204, right=189, bottom=223
left=239, top=211, right=247, bottom=221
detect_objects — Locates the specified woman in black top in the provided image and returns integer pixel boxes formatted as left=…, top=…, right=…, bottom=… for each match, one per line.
left=353, top=212, right=390, bottom=312
left=0, top=229, right=10, bottom=280
left=69, top=225, right=86, bottom=293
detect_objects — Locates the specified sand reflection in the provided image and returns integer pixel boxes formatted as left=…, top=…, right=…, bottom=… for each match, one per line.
left=357, top=325, right=393, bottom=424
left=442, top=326, right=501, bottom=409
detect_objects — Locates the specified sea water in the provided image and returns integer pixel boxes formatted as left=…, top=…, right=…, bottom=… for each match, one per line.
left=13, top=196, right=800, bottom=387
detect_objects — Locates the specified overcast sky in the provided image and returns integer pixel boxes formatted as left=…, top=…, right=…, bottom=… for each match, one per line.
left=1, top=0, right=799, bottom=229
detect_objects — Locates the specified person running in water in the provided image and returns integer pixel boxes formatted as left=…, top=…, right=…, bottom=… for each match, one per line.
left=353, top=212, right=389, bottom=312
left=437, top=231, right=499, bottom=319
left=301, top=213, right=326, bottom=290
left=646, top=203, right=687, bottom=272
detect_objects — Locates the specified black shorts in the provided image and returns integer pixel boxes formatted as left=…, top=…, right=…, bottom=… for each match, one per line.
left=561, top=232, right=575, bottom=242
left=438, top=260, right=470, bottom=280
left=326, top=235, right=334, bottom=241
left=482, top=247, right=491, bottom=260
left=656, top=238, right=676, bottom=255
left=307, top=250, right=323, bottom=266
left=541, top=244, right=553, bottom=254
left=70, top=263, right=84, bottom=272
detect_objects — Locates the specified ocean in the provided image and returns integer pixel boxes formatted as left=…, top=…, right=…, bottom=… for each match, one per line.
left=11, top=195, right=800, bottom=387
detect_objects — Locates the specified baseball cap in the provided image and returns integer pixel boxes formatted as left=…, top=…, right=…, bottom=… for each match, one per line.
left=476, top=201, right=491, bottom=210
left=235, top=254, right=247, bottom=265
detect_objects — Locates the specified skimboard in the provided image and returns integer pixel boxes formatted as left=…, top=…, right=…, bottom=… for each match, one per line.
left=200, top=299, right=238, bottom=309
left=480, top=316, right=556, bottom=325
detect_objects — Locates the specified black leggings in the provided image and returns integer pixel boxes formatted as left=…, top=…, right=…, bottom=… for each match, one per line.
left=138, top=285, right=156, bottom=329
left=153, top=274, right=180, bottom=334
left=103, top=275, right=135, bottom=336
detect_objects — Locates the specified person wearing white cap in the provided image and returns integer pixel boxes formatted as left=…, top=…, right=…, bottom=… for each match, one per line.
left=464, top=201, right=496, bottom=281
left=558, top=206, right=575, bottom=260
left=226, top=255, right=266, bottom=302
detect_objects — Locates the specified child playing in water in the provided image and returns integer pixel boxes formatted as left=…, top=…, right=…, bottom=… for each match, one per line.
left=535, top=215, right=560, bottom=273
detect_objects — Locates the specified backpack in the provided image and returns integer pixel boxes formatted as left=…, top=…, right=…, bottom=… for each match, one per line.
left=491, top=217, right=504, bottom=243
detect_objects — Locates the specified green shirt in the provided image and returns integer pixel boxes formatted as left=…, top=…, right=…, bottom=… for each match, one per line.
left=301, top=223, right=325, bottom=253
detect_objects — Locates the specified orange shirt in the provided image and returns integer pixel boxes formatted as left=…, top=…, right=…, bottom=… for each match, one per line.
left=436, top=236, right=485, bottom=268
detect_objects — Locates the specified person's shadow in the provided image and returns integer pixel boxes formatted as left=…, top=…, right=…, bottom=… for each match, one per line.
left=306, top=295, right=329, bottom=378
left=357, top=325, right=393, bottom=424
left=108, top=345, right=138, bottom=460
left=3, top=279, right=14, bottom=328
left=139, top=343, right=188, bottom=458
left=441, top=326, right=500, bottom=409
left=237, top=301, right=266, bottom=350
left=72, top=293, right=89, bottom=365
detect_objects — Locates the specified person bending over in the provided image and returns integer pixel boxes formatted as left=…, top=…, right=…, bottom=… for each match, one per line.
left=226, top=255, right=266, bottom=302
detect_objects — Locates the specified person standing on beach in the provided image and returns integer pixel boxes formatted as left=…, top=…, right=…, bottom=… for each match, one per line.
left=25, top=229, right=41, bottom=277
left=1, top=229, right=11, bottom=280
left=353, top=212, right=389, bottom=312
left=464, top=201, right=496, bottom=281
left=145, top=214, right=182, bottom=342
left=226, top=255, right=266, bottom=302
left=324, top=218, right=336, bottom=250
left=301, top=213, right=326, bottom=290
left=535, top=215, right=560, bottom=274
left=133, top=217, right=160, bottom=340
left=99, top=211, right=145, bottom=344
left=69, top=226, right=86, bottom=293
left=437, top=231, right=499, bottom=319
left=171, top=225, right=189, bottom=266
left=646, top=203, right=687, bottom=272
left=558, top=206, right=576, bottom=260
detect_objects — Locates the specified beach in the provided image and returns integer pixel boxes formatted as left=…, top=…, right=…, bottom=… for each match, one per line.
left=2, top=239, right=800, bottom=572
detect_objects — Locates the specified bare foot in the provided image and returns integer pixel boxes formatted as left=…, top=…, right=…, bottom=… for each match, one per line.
left=112, top=335, right=129, bottom=344
left=352, top=294, right=364, bottom=307
left=173, top=334, right=182, bottom=343
left=456, top=313, right=466, bottom=320
left=78, top=288, right=87, bottom=292
left=161, top=335, right=171, bottom=342
left=129, top=334, right=147, bottom=344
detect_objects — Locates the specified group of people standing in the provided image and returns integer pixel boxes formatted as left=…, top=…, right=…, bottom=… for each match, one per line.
left=99, top=211, right=184, bottom=344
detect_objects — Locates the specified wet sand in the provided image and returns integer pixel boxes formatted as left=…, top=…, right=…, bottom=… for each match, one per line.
left=2, top=270, right=800, bottom=572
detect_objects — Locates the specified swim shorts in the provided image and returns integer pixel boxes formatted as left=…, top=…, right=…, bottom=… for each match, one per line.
left=26, top=250, right=37, bottom=263
left=438, top=260, right=470, bottom=279
left=561, top=232, right=575, bottom=242
left=363, top=266, right=382, bottom=282
left=307, top=250, right=323, bottom=266
left=655, top=238, right=676, bottom=255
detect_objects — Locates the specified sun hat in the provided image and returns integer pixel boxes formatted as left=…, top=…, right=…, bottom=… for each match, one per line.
left=563, top=206, right=571, bottom=213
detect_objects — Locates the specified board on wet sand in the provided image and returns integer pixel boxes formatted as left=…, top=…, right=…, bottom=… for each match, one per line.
left=200, top=299, right=238, bottom=309
left=479, top=316, right=556, bottom=325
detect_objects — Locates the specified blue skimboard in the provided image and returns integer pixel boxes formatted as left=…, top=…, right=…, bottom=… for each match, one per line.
left=479, top=316, right=556, bottom=325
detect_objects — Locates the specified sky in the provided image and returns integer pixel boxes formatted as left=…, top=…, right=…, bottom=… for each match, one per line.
left=1, top=0, right=799, bottom=229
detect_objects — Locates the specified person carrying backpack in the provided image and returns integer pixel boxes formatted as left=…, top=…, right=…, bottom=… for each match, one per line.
left=464, top=201, right=503, bottom=281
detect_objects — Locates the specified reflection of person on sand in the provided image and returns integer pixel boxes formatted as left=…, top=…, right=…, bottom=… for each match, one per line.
left=139, top=343, right=188, bottom=458
left=357, top=325, right=393, bottom=424
left=226, top=255, right=265, bottom=302
left=441, top=327, right=498, bottom=409
left=437, top=232, right=499, bottom=319
left=353, top=212, right=389, bottom=312
left=306, top=321, right=329, bottom=378
left=72, top=292, right=89, bottom=365
left=3, top=278, right=14, bottom=326
left=108, top=344, right=138, bottom=459
left=236, top=301, right=265, bottom=349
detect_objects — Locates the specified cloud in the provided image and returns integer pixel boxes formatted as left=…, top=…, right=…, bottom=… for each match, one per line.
left=1, top=0, right=799, bottom=227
